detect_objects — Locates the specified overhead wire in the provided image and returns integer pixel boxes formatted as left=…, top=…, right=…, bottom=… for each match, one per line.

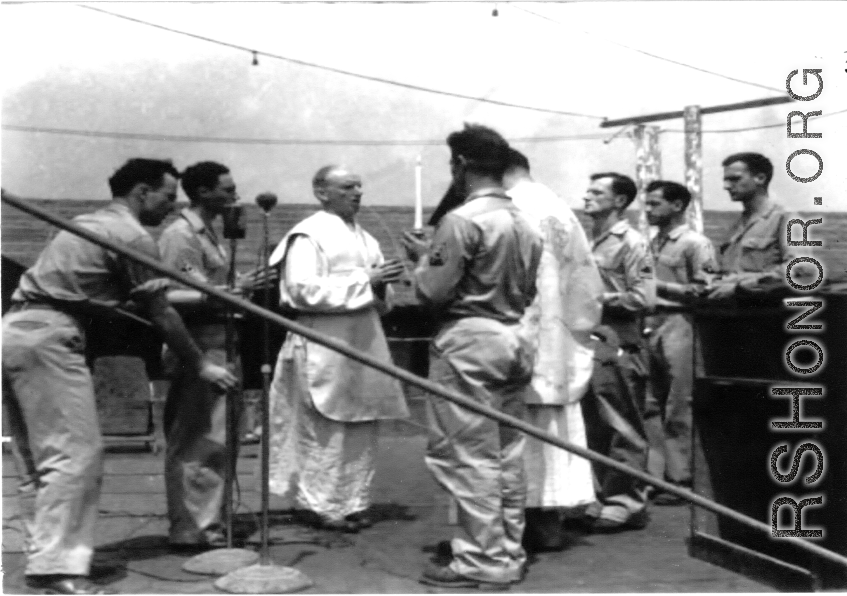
left=0, top=124, right=610, bottom=145
left=8, top=111, right=842, bottom=147
left=77, top=4, right=605, bottom=120
left=510, top=4, right=785, bottom=95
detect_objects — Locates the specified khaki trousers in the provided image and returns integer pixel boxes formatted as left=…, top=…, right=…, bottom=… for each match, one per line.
left=644, top=313, right=694, bottom=485
left=2, top=309, right=103, bottom=576
left=582, top=341, right=649, bottom=522
left=425, top=317, right=532, bottom=584
left=163, top=323, right=241, bottom=544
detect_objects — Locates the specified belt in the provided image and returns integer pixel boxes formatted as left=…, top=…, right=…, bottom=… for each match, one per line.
left=7, top=300, right=62, bottom=314
left=5, top=301, right=88, bottom=334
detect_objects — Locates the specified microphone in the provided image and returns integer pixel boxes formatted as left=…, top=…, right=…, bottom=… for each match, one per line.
left=256, top=192, right=278, bottom=213
left=222, top=203, right=246, bottom=239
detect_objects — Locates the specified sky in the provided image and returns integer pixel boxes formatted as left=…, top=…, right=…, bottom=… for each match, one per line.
left=1, top=1, right=845, bottom=213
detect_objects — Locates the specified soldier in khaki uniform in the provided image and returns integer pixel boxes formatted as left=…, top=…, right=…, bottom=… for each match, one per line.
left=642, top=180, right=716, bottom=504
left=403, top=125, right=542, bottom=589
left=2, top=160, right=235, bottom=595
left=157, top=161, right=254, bottom=548
left=581, top=172, right=655, bottom=532
left=708, top=152, right=812, bottom=299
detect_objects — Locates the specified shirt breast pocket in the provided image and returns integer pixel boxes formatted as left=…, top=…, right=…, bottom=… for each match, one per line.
left=656, top=253, right=685, bottom=281
left=740, top=236, right=777, bottom=272
left=657, top=253, right=684, bottom=268
left=594, top=250, right=616, bottom=273
left=203, top=244, right=228, bottom=274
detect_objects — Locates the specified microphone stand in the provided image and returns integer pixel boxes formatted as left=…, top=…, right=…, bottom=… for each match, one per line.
left=224, top=237, right=238, bottom=551
left=183, top=206, right=259, bottom=576
left=215, top=194, right=312, bottom=593
left=259, top=205, right=272, bottom=564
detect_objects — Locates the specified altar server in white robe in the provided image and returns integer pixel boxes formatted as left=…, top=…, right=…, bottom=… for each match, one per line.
left=504, top=149, right=604, bottom=551
left=267, top=165, right=409, bottom=533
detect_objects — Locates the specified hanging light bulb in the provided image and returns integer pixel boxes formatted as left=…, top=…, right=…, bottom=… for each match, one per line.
left=252, top=51, right=259, bottom=66
left=492, top=3, right=499, bottom=17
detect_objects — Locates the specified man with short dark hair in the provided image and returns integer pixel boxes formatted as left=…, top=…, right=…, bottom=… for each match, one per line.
left=2, top=160, right=236, bottom=594
left=581, top=171, right=654, bottom=532
left=157, top=161, right=258, bottom=548
left=403, top=124, right=542, bottom=588
left=642, top=180, right=716, bottom=504
left=503, top=148, right=603, bottom=551
left=709, top=152, right=810, bottom=299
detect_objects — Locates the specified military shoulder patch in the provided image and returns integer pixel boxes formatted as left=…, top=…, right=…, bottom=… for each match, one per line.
left=429, top=243, right=448, bottom=266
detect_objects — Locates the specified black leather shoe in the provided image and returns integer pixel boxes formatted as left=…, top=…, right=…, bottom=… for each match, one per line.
left=345, top=512, right=374, bottom=529
left=652, top=492, right=688, bottom=506
left=25, top=575, right=110, bottom=595
left=315, top=515, right=359, bottom=533
left=523, top=509, right=567, bottom=552
left=169, top=530, right=228, bottom=552
left=434, top=540, right=453, bottom=566
left=652, top=482, right=692, bottom=506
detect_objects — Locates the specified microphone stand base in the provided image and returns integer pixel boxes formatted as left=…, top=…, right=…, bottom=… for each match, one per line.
left=214, top=563, right=313, bottom=594
left=182, top=548, right=259, bottom=576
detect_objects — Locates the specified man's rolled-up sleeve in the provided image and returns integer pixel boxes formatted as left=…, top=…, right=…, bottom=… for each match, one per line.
left=122, top=236, right=171, bottom=302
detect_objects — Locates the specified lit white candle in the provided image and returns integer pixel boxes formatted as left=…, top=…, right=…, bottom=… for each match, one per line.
left=414, top=154, right=423, bottom=230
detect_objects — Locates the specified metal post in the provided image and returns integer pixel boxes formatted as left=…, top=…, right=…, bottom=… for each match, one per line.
left=632, top=124, right=662, bottom=239
left=684, top=105, right=704, bottom=234
left=260, top=212, right=272, bottom=566
left=225, top=238, right=239, bottom=550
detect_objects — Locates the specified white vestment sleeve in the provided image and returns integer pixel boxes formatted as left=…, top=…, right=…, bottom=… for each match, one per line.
left=283, top=235, right=375, bottom=312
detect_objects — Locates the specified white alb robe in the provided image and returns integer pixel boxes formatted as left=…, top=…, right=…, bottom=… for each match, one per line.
left=267, top=210, right=408, bottom=519
left=509, top=179, right=604, bottom=509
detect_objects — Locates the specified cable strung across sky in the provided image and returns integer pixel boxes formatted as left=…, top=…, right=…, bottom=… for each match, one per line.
left=7, top=109, right=844, bottom=147
left=78, top=4, right=606, bottom=120
left=0, top=125, right=610, bottom=145
left=511, top=4, right=785, bottom=94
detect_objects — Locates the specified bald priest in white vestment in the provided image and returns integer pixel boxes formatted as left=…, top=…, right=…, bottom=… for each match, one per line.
left=267, top=165, right=409, bottom=533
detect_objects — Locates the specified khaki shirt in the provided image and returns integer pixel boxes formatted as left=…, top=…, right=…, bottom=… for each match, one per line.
left=12, top=202, right=168, bottom=307
left=158, top=208, right=229, bottom=286
left=414, top=187, right=542, bottom=326
left=591, top=219, right=654, bottom=346
left=651, top=223, right=716, bottom=309
left=718, top=202, right=801, bottom=281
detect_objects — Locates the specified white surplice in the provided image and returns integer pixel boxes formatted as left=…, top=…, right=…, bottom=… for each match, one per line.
left=509, top=179, right=604, bottom=509
left=266, top=210, right=408, bottom=519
